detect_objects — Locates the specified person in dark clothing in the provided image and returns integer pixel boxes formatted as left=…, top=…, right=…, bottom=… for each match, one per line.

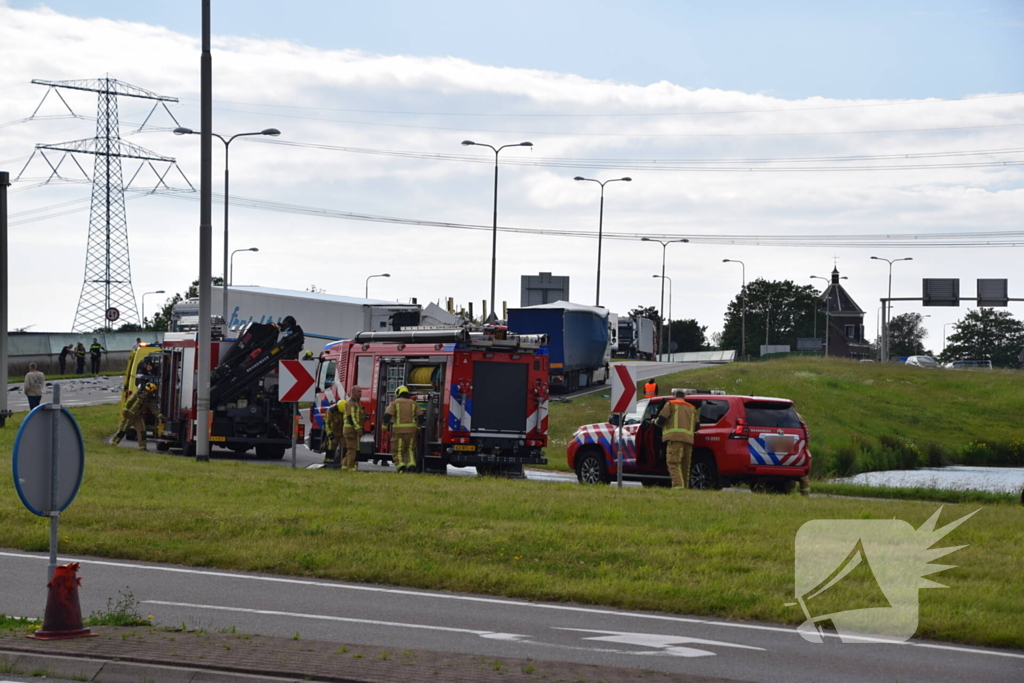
left=89, top=338, right=106, bottom=375
left=58, top=344, right=72, bottom=374
left=75, top=342, right=87, bottom=374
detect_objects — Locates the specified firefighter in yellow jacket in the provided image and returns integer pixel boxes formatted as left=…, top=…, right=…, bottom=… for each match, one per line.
left=322, top=400, right=346, bottom=468
left=342, top=386, right=367, bottom=471
left=656, top=389, right=698, bottom=488
left=384, top=385, right=423, bottom=472
left=112, top=383, right=163, bottom=451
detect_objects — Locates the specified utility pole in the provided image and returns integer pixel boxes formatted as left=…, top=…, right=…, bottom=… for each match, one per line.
left=1, top=171, right=9, bottom=427
left=196, top=0, right=213, bottom=462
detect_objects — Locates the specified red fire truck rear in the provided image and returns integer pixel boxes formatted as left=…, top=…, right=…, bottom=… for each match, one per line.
left=307, top=328, right=549, bottom=475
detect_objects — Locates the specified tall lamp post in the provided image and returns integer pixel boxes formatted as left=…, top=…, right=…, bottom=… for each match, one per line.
left=230, top=247, right=259, bottom=285
left=174, top=126, right=281, bottom=321
left=141, top=290, right=165, bottom=327
left=943, top=322, right=956, bottom=352
left=461, top=140, right=532, bottom=321
left=365, top=273, right=390, bottom=298
left=722, top=259, right=746, bottom=359
left=641, top=237, right=688, bottom=359
left=653, top=274, right=672, bottom=360
left=811, top=274, right=847, bottom=357
left=870, top=256, right=913, bottom=361
left=574, top=176, right=631, bottom=306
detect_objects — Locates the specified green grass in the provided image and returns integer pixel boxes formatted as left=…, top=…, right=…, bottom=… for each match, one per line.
left=814, top=483, right=1018, bottom=505
left=545, top=357, right=1024, bottom=477
left=1, top=401, right=1022, bottom=649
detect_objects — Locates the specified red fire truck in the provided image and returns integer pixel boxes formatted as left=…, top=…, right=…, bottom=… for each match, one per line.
left=307, top=328, right=549, bottom=475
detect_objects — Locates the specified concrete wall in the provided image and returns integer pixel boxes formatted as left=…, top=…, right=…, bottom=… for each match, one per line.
left=6, top=331, right=164, bottom=377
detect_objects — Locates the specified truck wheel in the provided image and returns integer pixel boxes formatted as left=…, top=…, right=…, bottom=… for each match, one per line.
left=689, top=452, right=720, bottom=490
left=126, top=428, right=138, bottom=441
left=156, top=442, right=170, bottom=452
left=575, top=450, right=609, bottom=485
left=255, top=444, right=287, bottom=460
left=751, top=479, right=795, bottom=494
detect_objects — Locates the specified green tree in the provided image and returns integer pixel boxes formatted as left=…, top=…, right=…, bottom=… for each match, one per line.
left=887, top=312, right=929, bottom=357
left=666, top=318, right=707, bottom=352
left=939, top=309, right=1024, bottom=368
left=720, top=279, right=822, bottom=357
left=627, top=306, right=661, bottom=328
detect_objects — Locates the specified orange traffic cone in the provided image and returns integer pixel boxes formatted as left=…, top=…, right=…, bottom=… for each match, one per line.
left=28, top=563, right=98, bottom=640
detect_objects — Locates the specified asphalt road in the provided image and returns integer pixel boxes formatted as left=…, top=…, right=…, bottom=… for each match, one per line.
left=0, top=551, right=1019, bottom=683
left=4, top=375, right=122, bottom=412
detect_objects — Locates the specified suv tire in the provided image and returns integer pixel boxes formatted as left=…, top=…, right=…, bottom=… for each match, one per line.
left=689, top=451, right=720, bottom=490
left=751, top=479, right=795, bottom=494
left=576, top=449, right=609, bottom=485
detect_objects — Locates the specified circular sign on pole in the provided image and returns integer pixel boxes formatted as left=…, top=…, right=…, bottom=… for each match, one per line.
left=12, top=405, right=85, bottom=516
left=105, top=307, right=120, bottom=322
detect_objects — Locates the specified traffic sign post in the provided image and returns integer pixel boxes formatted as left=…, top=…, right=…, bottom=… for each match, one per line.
left=279, top=360, right=317, bottom=469
left=12, top=384, right=85, bottom=579
left=610, top=364, right=637, bottom=489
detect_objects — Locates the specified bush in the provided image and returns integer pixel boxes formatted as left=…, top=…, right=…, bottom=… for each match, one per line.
left=922, top=442, right=953, bottom=468
left=957, top=440, right=1024, bottom=467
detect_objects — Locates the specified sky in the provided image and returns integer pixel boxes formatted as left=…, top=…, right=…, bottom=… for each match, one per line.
left=2, top=0, right=1023, bottom=350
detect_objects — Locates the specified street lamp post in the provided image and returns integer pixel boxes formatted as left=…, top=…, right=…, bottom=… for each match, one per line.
left=365, top=273, right=391, bottom=299
left=811, top=274, right=847, bottom=357
left=461, top=139, right=533, bottom=321
left=141, top=290, right=165, bottom=327
left=229, top=247, right=259, bottom=286
left=641, top=237, right=688, bottom=359
left=870, top=256, right=913, bottom=361
left=653, top=274, right=672, bottom=360
left=722, top=259, right=746, bottom=359
left=574, top=176, right=631, bottom=306
left=174, top=126, right=281, bottom=321
left=943, top=322, right=956, bottom=352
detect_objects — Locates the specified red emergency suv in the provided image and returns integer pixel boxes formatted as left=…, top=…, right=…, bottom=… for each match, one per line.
left=567, top=392, right=811, bottom=492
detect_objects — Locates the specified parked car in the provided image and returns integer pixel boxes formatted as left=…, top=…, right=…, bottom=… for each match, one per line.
left=905, top=355, right=939, bottom=368
left=946, top=359, right=993, bottom=370
left=567, top=392, right=811, bottom=492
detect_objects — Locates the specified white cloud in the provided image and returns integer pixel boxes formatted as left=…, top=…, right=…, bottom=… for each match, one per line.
left=1, top=3, right=1022, bottom=348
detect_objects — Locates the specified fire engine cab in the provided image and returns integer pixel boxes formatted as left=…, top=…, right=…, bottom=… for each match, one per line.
left=308, top=328, right=549, bottom=475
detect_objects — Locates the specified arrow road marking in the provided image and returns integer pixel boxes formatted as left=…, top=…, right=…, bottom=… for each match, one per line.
left=555, top=628, right=766, bottom=658
left=143, top=600, right=528, bottom=641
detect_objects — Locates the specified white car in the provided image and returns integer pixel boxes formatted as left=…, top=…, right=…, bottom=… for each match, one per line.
left=905, top=355, right=939, bottom=368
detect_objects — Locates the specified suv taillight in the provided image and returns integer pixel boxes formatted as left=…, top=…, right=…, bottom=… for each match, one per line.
left=800, top=419, right=810, bottom=442
left=729, top=416, right=749, bottom=439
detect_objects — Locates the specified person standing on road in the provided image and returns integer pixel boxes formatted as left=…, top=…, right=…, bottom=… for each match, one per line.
left=322, top=400, right=346, bottom=468
left=383, top=385, right=422, bottom=472
left=58, top=344, right=72, bottom=374
left=74, top=342, right=87, bottom=374
left=644, top=379, right=659, bottom=399
left=657, top=389, right=698, bottom=489
left=24, top=363, right=45, bottom=410
left=342, top=386, right=367, bottom=471
left=89, top=337, right=106, bottom=375
left=112, top=382, right=163, bottom=451
left=132, top=338, right=142, bottom=351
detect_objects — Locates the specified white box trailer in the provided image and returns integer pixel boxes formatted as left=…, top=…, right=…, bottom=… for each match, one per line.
left=635, top=316, right=656, bottom=360
left=173, top=286, right=422, bottom=349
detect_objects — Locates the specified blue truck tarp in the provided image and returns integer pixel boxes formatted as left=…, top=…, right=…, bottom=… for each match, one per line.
left=507, top=302, right=609, bottom=387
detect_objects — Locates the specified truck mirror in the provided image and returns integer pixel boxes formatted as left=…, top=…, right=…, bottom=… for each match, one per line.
left=608, top=414, right=621, bottom=426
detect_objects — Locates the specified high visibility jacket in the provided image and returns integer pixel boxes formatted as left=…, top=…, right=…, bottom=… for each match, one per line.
left=125, top=391, right=160, bottom=419
left=644, top=381, right=658, bottom=398
left=324, top=401, right=346, bottom=435
left=344, top=399, right=366, bottom=432
left=385, top=397, right=422, bottom=431
left=659, top=399, right=697, bottom=444
left=89, top=343, right=104, bottom=359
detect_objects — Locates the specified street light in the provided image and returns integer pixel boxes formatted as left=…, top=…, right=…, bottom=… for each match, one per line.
left=870, top=256, right=913, bottom=361
left=811, top=274, right=847, bottom=357
left=461, top=139, right=532, bottom=321
left=175, top=126, right=281, bottom=321
left=230, top=247, right=259, bottom=286
left=365, top=273, right=390, bottom=299
left=919, top=314, right=932, bottom=355
left=575, top=176, right=631, bottom=306
left=722, top=259, right=746, bottom=359
left=641, top=237, right=688, bottom=359
left=140, top=290, right=166, bottom=327
left=943, top=322, right=957, bottom=352
left=653, top=274, right=672, bottom=360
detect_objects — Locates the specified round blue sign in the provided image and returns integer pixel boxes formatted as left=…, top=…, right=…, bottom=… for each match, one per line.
left=11, top=404, right=85, bottom=516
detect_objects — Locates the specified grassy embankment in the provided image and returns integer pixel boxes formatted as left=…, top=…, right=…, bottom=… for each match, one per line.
left=1, top=401, right=1022, bottom=649
left=546, top=356, right=1024, bottom=478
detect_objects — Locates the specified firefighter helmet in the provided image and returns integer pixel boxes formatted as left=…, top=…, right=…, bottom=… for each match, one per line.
left=396, top=385, right=410, bottom=397
left=145, top=382, right=157, bottom=393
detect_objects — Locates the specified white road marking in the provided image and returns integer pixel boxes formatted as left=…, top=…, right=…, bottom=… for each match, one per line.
left=555, top=628, right=766, bottom=658
left=3, top=550, right=1022, bottom=660
left=143, top=600, right=527, bottom=641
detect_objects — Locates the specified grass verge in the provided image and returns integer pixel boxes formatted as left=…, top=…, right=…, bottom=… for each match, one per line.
left=0, top=402, right=1022, bottom=650
left=814, top=483, right=1018, bottom=505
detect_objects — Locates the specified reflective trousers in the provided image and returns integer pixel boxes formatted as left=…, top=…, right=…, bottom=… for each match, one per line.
left=116, top=414, right=148, bottom=449
left=666, top=442, right=692, bottom=489
left=391, top=428, right=417, bottom=469
left=342, top=427, right=360, bottom=469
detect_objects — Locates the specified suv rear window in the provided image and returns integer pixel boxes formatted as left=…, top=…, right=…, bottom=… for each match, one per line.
left=699, top=400, right=729, bottom=425
left=743, top=401, right=801, bottom=428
